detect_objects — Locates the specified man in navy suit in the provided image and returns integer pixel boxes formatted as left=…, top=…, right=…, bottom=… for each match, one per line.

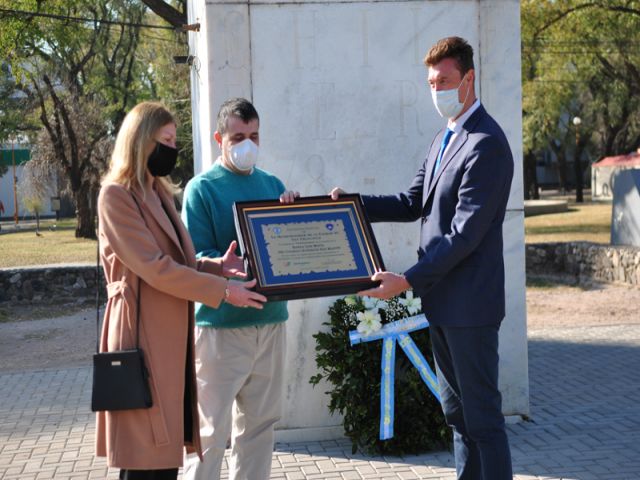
left=331, top=36, right=513, bottom=479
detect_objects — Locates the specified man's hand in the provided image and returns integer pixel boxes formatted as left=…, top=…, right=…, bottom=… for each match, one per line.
left=329, top=187, right=347, bottom=200
left=280, top=190, right=300, bottom=204
left=225, top=279, right=267, bottom=309
left=221, top=240, right=247, bottom=279
left=358, top=271, right=410, bottom=300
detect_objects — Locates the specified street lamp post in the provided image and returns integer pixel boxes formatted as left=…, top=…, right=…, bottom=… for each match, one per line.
left=572, top=116, right=583, bottom=203
left=11, top=138, right=19, bottom=225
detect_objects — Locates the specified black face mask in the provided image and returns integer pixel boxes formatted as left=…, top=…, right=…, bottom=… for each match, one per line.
left=147, top=141, right=178, bottom=177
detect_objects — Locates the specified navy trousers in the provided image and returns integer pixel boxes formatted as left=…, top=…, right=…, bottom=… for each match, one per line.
left=430, top=324, right=512, bottom=480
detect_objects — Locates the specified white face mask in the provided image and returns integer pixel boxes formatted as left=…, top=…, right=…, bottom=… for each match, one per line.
left=431, top=74, right=470, bottom=119
left=228, top=138, right=259, bottom=172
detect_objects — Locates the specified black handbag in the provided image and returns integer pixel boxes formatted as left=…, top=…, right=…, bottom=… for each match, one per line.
left=91, top=346, right=152, bottom=411
left=91, top=195, right=153, bottom=412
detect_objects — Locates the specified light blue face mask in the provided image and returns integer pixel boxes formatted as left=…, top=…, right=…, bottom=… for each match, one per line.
left=431, top=74, right=470, bottom=119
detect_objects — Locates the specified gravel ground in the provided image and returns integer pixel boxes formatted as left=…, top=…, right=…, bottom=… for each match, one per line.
left=525, top=280, right=640, bottom=330
left=0, top=280, right=638, bottom=373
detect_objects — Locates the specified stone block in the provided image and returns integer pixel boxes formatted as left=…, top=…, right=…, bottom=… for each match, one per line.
left=22, top=280, right=34, bottom=301
left=525, top=242, right=640, bottom=287
left=72, top=276, right=87, bottom=290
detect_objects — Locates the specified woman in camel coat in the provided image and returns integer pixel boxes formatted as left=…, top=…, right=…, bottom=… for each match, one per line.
left=96, top=102, right=266, bottom=480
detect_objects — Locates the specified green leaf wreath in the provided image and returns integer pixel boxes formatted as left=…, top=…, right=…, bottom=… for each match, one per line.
left=310, top=292, right=451, bottom=455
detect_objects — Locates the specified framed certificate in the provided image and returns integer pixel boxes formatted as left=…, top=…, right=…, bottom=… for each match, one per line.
left=233, top=194, right=385, bottom=301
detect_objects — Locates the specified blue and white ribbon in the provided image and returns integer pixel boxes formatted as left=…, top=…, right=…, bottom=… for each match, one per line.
left=349, top=314, right=441, bottom=440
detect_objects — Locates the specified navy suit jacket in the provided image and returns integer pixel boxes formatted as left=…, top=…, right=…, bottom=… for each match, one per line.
left=362, top=105, right=514, bottom=327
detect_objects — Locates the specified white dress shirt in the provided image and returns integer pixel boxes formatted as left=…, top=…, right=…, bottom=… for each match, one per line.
left=441, top=98, right=481, bottom=158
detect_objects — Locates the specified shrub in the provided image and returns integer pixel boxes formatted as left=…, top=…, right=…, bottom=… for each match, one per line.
left=310, top=293, right=451, bottom=455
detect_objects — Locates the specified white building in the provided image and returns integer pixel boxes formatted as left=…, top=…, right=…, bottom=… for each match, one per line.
left=592, top=150, right=640, bottom=201
left=0, top=145, right=57, bottom=221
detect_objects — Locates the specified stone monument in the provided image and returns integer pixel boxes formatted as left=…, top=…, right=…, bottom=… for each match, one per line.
left=187, top=0, right=528, bottom=441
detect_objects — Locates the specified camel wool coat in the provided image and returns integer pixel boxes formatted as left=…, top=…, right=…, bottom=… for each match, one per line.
left=95, top=180, right=227, bottom=470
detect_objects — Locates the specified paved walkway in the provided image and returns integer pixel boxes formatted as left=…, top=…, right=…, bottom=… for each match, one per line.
left=0, top=219, right=46, bottom=234
left=1, top=323, right=639, bottom=479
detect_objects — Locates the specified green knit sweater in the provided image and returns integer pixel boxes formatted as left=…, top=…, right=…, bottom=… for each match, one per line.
left=181, top=162, right=288, bottom=328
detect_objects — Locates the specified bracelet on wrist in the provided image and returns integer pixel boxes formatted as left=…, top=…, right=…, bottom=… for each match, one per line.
left=224, top=280, right=230, bottom=302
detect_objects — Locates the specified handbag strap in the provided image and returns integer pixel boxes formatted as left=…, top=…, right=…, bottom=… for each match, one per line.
left=128, top=193, right=144, bottom=352
left=95, top=212, right=101, bottom=354
left=95, top=190, right=145, bottom=353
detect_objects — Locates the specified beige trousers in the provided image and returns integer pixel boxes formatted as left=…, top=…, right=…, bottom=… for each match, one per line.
left=183, top=323, right=286, bottom=480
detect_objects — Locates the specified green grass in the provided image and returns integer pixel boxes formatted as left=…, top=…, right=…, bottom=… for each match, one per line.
left=524, top=201, right=611, bottom=244
left=0, top=219, right=96, bottom=268
left=0, top=201, right=615, bottom=269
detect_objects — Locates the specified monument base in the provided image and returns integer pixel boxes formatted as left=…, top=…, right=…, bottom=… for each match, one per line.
left=275, top=425, right=345, bottom=443
left=274, top=417, right=524, bottom=444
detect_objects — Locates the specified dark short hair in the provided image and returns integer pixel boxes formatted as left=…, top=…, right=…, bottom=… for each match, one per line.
left=216, top=98, right=259, bottom=135
left=424, top=36, right=474, bottom=75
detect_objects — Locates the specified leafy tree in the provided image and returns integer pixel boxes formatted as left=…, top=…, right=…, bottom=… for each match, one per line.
left=0, top=63, right=37, bottom=177
left=17, top=158, right=51, bottom=235
left=522, top=1, right=640, bottom=202
left=0, top=0, right=189, bottom=237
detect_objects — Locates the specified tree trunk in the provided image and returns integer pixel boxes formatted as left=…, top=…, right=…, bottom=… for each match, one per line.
left=556, top=152, right=570, bottom=194
left=75, top=183, right=96, bottom=239
left=574, top=156, right=584, bottom=203
left=548, top=139, right=570, bottom=194
left=523, top=151, right=540, bottom=200
left=574, top=141, right=586, bottom=203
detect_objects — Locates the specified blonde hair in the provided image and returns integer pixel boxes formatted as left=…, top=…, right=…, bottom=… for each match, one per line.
left=103, top=101, right=180, bottom=195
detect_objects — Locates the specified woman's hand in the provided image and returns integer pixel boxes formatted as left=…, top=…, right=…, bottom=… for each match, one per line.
left=225, top=279, right=267, bottom=309
left=221, top=240, right=247, bottom=279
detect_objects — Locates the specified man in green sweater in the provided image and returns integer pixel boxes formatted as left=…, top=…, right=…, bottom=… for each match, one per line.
left=181, top=98, right=298, bottom=480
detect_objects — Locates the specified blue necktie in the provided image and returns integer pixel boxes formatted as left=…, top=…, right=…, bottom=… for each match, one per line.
left=433, top=128, right=454, bottom=175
